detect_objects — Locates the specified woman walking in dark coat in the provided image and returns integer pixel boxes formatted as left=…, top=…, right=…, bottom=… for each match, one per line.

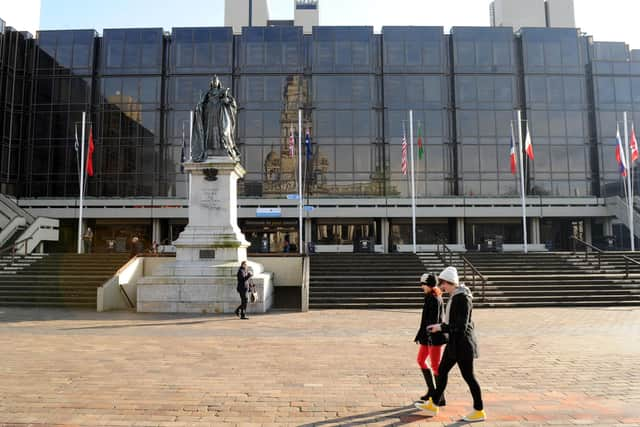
left=235, top=261, right=252, bottom=319
left=415, top=266, right=486, bottom=422
left=414, top=273, right=447, bottom=405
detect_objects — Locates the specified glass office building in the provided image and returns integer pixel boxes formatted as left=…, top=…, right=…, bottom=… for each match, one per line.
left=0, top=23, right=638, bottom=252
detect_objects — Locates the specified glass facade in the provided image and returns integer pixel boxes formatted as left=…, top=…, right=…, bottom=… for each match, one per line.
left=95, top=28, right=163, bottom=198
left=0, top=28, right=31, bottom=194
left=383, top=27, right=451, bottom=197
left=522, top=28, right=593, bottom=197
left=452, top=27, right=520, bottom=196
left=590, top=41, right=640, bottom=197
left=311, top=27, right=381, bottom=197
left=1, top=25, right=639, bottom=202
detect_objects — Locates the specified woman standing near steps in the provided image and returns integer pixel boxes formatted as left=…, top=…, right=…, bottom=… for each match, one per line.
left=415, top=266, right=486, bottom=422
left=414, top=273, right=447, bottom=405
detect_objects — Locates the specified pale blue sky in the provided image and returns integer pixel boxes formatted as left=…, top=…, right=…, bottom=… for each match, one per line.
left=39, top=0, right=640, bottom=48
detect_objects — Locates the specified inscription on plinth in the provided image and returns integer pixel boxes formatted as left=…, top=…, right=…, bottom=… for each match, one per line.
left=199, top=250, right=216, bottom=259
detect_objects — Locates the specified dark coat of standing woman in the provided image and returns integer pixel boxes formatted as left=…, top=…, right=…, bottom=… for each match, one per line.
left=415, top=266, right=486, bottom=422
left=235, top=261, right=252, bottom=319
left=414, top=273, right=447, bottom=405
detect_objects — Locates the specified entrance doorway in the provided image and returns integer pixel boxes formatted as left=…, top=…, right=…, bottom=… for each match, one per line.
left=239, top=219, right=300, bottom=253
left=540, top=219, right=584, bottom=251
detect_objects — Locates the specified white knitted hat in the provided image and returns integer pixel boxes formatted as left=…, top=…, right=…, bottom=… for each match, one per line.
left=438, top=266, right=459, bottom=286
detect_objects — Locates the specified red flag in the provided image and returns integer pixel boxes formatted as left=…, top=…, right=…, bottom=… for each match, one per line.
left=510, top=133, right=517, bottom=175
left=616, top=125, right=628, bottom=177
left=631, top=124, right=638, bottom=163
left=524, top=124, right=534, bottom=160
left=86, top=127, right=95, bottom=177
left=401, top=130, right=408, bottom=176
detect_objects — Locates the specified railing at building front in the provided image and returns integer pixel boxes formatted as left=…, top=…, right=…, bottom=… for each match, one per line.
left=570, top=235, right=640, bottom=278
left=0, top=236, right=33, bottom=263
left=435, top=239, right=487, bottom=302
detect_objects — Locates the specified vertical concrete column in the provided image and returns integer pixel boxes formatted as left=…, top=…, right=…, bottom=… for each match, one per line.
left=530, top=217, right=541, bottom=244
left=381, top=218, right=390, bottom=253
left=152, top=218, right=161, bottom=244
left=604, top=218, right=613, bottom=235
left=304, top=217, right=312, bottom=253
left=456, top=218, right=465, bottom=246
left=584, top=218, right=592, bottom=245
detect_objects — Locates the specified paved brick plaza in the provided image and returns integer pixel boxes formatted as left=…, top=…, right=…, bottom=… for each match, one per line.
left=0, top=306, right=639, bottom=426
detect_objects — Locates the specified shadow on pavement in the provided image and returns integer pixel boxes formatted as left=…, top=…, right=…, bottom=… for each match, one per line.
left=0, top=306, right=301, bottom=324
left=297, top=404, right=423, bottom=427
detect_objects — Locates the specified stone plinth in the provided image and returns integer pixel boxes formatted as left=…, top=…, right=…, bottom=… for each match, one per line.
left=174, top=158, right=250, bottom=263
left=136, top=157, right=273, bottom=313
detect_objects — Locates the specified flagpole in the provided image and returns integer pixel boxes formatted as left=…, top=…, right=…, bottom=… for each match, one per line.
left=409, top=110, right=417, bottom=254
left=624, top=111, right=635, bottom=251
left=516, top=110, right=528, bottom=254
left=189, top=110, right=193, bottom=197
left=298, top=109, right=303, bottom=254
left=77, top=111, right=86, bottom=254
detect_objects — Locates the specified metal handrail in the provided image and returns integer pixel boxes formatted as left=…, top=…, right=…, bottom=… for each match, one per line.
left=0, top=236, right=34, bottom=263
left=570, top=235, right=640, bottom=278
left=460, top=254, right=487, bottom=301
left=569, top=235, right=603, bottom=271
left=435, top=238, right=487, bottom=302
left=435, top=239, right=454, bottom=265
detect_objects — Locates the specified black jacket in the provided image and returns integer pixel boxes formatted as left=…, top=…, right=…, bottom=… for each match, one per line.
left=414, top=292, right=448, bottom=346
left=236, top=268, right=252, bottom=293
left=441, top=292, right=479, bottom=360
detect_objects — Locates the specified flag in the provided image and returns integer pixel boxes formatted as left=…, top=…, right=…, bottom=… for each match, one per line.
left=86, top=126, right=95, bottom=177
left=401, top=128, right=408, bottom=176
left=510, top=124, right=517, bottom=175
left=74, top=124, right=79, bottom=152
left=631, top=124, right=638, bottom=163
left=417, top=123, right=424, bottom=160
left=616, top=125, right=628, bottom=177
left=305, top=128, right=312, bottom=161
left=180, top=124, right=186, bottom=173
left=524, top=123, right=534, bottom=160
left=510, top=135, right=517, bottom=175
left=289, top=127, right=295, bottom=158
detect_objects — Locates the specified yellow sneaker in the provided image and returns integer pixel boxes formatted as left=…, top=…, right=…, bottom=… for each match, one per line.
left=462, top=409, right=486, bottom=422
left=414, top=397, right=439, bottom=416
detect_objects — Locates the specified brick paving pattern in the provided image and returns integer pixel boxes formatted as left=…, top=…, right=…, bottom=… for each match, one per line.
left=0, top=306, right=639, bottom=426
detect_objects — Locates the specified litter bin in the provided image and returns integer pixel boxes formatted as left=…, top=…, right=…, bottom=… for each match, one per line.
left=307, top=241, right=316, bottom=254
left=355, top=238, right=375, bottom=253
left=480, top=235, right=503, bottom=252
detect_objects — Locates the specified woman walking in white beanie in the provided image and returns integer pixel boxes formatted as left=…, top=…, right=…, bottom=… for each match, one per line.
left=415, top=266, right=486, bottom=422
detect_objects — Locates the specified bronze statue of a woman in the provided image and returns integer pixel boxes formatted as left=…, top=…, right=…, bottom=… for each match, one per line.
left=191, top=76, right=240, bottom=162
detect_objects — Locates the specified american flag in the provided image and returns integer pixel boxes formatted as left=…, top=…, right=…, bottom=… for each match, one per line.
left=289, top=127, right=295, bottom=158
left=401, top=130, right=408, bottom=176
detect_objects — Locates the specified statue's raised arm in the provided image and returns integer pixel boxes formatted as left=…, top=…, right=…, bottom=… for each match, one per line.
left=191, top=76, right=240, bottom=162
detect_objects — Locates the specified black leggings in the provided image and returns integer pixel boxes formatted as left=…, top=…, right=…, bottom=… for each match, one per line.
left=431, top=353, right=483, bottom=410
left=236, top=291, right=247, bottom=314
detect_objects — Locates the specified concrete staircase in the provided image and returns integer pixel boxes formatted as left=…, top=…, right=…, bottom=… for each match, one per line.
left=461, top=252, right=640, bottom=307
left=0, top=253, right=130, bottom=308
left=309, top=253, right=426, bottom=309
left=308, top=251, right=640, bottom=310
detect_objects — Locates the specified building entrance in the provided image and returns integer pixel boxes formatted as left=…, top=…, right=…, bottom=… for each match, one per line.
left=541, top=219, right=584, bottom=251
left=239, top=219, right=300, bottom=253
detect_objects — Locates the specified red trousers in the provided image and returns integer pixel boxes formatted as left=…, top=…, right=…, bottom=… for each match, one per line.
left=416, top=344, right=444, bottom=375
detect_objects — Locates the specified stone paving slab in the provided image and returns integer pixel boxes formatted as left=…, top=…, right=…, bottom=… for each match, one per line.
left=0, top=306, right=639, bottom=426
